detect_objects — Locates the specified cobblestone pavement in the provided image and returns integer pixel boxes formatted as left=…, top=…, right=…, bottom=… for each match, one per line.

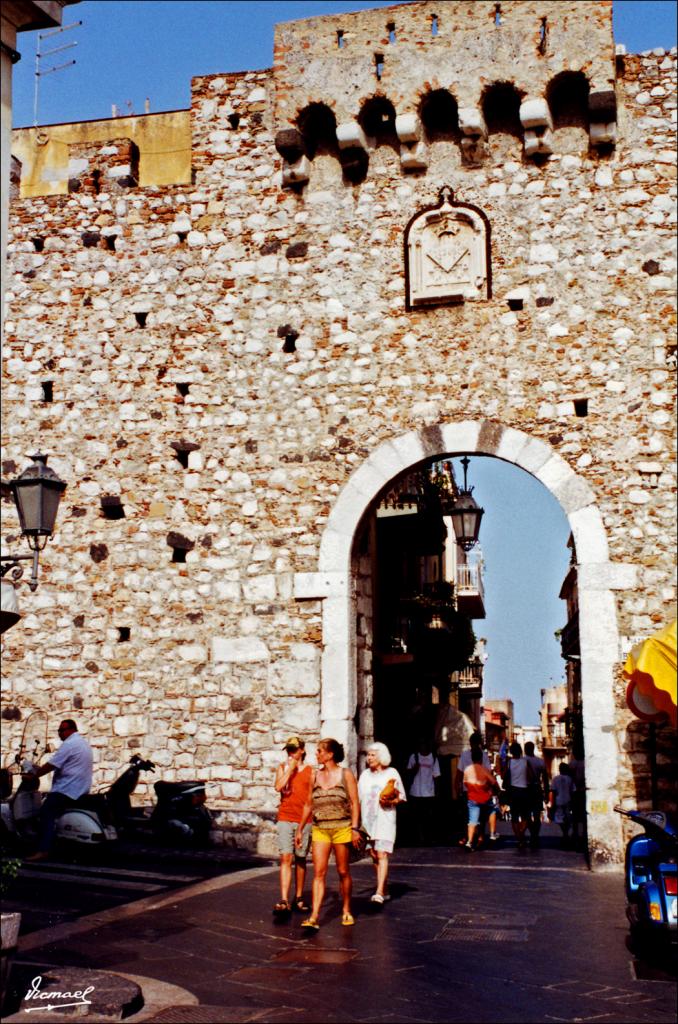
left=8, top=832, right=677, bottom=1023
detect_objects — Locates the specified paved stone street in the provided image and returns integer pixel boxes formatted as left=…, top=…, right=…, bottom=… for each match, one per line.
left=7, top=833, right=676, bottom=1023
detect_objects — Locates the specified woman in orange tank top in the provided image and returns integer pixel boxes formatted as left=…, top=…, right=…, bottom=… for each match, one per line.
left=462, top=748, right=499, bottom=850
left=274, top=736, right=313, bottom=914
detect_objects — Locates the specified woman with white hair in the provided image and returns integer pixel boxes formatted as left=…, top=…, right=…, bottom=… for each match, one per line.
left=358, top=742, right=406, bottom=904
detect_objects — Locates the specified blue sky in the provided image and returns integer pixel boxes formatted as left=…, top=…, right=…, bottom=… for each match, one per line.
left=9, top=1, right=676, bottom=725
left=11, top=1, right=678, bottom=128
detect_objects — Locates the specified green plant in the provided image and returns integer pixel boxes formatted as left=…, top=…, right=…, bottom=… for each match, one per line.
left=0, top=849, right=21, bottom=898
left=401, top=583, right=476, bottom=674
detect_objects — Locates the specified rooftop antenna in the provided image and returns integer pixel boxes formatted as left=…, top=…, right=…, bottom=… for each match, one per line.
left=33, top=20, right=82, bottom=127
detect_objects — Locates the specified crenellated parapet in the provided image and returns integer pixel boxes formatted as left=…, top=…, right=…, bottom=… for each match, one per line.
left=273, top=0, right=618, bottom=186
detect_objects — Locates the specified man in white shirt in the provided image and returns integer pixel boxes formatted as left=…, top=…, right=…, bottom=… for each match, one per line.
left=25, top=719, right=93, bottom=860
left=406, top=742, right=440, bottom=845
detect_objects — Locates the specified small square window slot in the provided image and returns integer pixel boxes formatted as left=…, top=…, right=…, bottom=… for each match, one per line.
left=375, top=54, right=385, bottom=80
left=167, top=531, right=195, bottom=564
left=104, top=234, right=117, bottom=251
left=41, top=381, right=54, bottom=402
left=387, top=22, right=396, bottom=44
left=227, top=113, right=240, bottom=129
left=337, top=29, right=345, bottom=48
left=431, top=14, right=439, bottom=36
left=176, top=383, right=191, bottom=397
left=508, top=299, right=523, bottom=311
left=134, top=311, right=149, bottom=328
left=574, top=398, right=589, bottom=418
left=32, top=237, right=45, bottom=252
left=171, top=440, right=200, bottom=468
left=100, top=495, right=125, bottom=519
left=117, top=627, right=131, bottom=642
left=277, top=324, right=299, bottom=353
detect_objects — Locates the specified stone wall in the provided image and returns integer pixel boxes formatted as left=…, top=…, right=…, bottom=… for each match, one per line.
left=2, top=1, right=676, bottom=859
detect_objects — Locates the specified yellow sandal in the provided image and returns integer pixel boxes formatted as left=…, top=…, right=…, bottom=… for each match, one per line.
left=341, top=912, right=355, bottom=926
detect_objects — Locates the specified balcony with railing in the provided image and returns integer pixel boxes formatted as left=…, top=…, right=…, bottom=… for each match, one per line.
left=451, top=657, right=484, bottom=699
left=455, top=562, right=485, bottom=619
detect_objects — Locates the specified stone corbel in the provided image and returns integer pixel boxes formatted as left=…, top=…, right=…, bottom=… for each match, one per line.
left=589, top=121, right=617, bottom=146
left=518, top=98, right=552, bottom=157
left=274, top=128, right=305, bottom=161
left=523, top=128, right=554, bottom=157
left=336, top=121, right=369, bottom=151
left=588, top=87, right=617, bottom=148
left=400, top=139, right=429, bottom=172
left=395, top=113, right=428, bottom=171
left=282, top=155, right=311, bottom=188
left=458, top=107, right=487, bottom=164
left=520, top=98, right=554, bottom=157
left=395, top=113, right=421, bottom=144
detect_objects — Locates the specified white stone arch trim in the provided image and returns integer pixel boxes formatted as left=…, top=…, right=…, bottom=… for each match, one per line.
left=294, top=420, right=634, bottom=866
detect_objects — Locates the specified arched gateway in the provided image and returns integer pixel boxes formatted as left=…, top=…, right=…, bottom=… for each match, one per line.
left=295, top=420, right=636, bottom=868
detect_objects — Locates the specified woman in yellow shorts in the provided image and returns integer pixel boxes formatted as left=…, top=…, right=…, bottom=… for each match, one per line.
left=295, top=737, right=361, bottom=930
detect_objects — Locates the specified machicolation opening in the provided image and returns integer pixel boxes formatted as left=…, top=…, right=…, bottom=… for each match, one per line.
left=359, top=96, right=398, bottom=149
left=420, top=90, right=459, bottom=142
left=298, top=103, right=338, bottom=159
left=547, top=71, right=590, bottom=131
left=482, top=82, right=523, bottom=138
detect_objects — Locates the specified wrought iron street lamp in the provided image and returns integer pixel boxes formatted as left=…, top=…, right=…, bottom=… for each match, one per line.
left=449, top=456, right=484, bottom=552
left=1, top=453, right=66, bottom=592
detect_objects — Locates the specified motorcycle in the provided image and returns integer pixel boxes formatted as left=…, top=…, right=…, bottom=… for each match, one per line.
left=105, top=754, right=156, bottom=836
left=615, top=805, right=678, bottom=950
left=1, top=712, right=211, bottom=850
left=1, top=710, right=115, bottom=851
left=150, top=779, right=212, bottom=846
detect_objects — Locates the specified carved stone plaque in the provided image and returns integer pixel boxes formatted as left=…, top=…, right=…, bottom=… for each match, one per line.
left=406, top=187, right=490, bottom=308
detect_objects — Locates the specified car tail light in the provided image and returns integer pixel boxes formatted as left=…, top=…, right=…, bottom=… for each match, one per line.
left=663, top=874, right=678, bottom=896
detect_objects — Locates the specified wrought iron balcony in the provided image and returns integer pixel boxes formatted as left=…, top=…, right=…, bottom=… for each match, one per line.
left=451, top=657, right=484, bottom=699
left=455, top=562, right=485, bottom=619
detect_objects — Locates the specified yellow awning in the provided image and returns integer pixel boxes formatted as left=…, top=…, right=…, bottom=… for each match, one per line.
left=623, top=619, right=677, bottom=728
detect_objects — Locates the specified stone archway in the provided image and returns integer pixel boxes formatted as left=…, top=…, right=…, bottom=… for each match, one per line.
left=294, top=420, right=636, bottom=867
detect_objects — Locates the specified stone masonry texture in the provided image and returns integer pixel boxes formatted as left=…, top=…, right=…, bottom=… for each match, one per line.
left=2, top=1, right=676, bottom=858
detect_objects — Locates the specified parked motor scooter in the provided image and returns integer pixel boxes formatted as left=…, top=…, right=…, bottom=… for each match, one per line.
left=1, top=712, right=211, bottom=851
left=0, top=711, right=117, bottom=852
left=615, top=805, right=678, bottom=951
left=105, top=754, right=156, bottom=836
left=0, top=764, right=118, bottom=851
left=150, top=779, right=212, bottom=846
